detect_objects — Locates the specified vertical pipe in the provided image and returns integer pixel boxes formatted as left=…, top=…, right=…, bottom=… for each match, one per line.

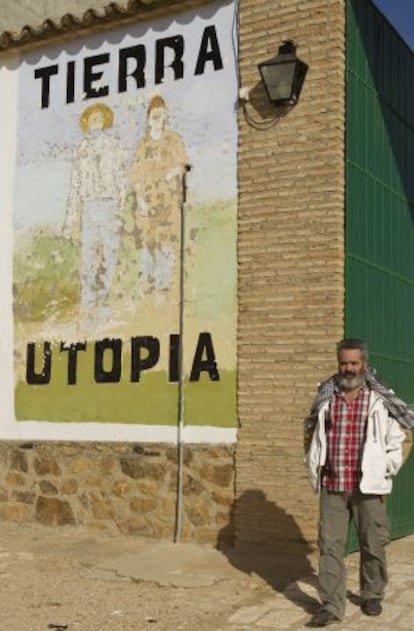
left=174, top=164, right=191, bottom=544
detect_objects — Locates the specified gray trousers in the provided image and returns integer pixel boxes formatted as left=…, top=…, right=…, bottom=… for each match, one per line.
left=318, top=487, right=390, bottom=619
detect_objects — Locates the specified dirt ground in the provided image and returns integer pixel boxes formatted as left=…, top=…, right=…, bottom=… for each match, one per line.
left=0, top=522, right=318, bottom=631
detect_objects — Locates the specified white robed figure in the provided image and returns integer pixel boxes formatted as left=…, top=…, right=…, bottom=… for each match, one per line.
left=63, top=103, right=127, bottom=323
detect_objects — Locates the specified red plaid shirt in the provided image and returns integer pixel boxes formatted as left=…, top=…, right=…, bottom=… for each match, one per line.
left=323, top=386, right=370, bottom=493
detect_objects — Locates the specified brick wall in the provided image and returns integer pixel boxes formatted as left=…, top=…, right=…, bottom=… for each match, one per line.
left=236, top=0, right=346, bottom=545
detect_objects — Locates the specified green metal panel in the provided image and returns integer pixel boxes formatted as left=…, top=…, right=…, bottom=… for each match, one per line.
left=346, top=0, right=414, bottom=548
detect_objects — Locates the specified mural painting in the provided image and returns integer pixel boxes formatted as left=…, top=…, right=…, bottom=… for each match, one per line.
left=11, top=0, right=238, bottom=433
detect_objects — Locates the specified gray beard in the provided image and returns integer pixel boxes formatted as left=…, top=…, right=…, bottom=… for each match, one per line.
left=338, top=372, right=366, bottom=392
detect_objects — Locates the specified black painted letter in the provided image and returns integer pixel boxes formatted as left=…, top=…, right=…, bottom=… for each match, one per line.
left=155, top=36, right=184, bottom=85
left=190, top=332, right=220, bottom=381
left=84, top=53, right=110, bottom=99
left=131, top=336, right=160, bottom=382
left=118, top=45, right=146, bottom=92
left=34, top=65, right=59, bottom=109
left=194, top=25, right=223, bottom=75
left=26, top=342, right=52, bottom=384
left=169, top=334, right=180, bottom=382
left=60, top=341, right=87, bottom=385
left=94, top=338, right=122, bottom=383
left=66, top=61, right=76, bottom=104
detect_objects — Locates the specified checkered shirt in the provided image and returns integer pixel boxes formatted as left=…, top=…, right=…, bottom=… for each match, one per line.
left=323, top=386, right=370, bottom=493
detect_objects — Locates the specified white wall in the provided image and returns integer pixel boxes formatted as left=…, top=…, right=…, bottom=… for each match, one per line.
left=0, top=0, right=238, bottom=445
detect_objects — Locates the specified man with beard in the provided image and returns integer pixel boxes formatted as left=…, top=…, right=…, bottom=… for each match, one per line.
left=304, top=338, right=409, bottom=627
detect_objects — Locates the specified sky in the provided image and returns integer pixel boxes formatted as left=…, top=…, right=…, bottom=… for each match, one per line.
left=373, top=0, right=414, bottom=50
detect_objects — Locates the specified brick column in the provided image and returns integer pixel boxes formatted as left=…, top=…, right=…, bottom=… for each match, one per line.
left=236, top=0, right=346, bottom=545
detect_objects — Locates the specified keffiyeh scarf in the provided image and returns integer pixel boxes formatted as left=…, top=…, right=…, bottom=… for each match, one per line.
left=304, top=367, right=414, bottom=452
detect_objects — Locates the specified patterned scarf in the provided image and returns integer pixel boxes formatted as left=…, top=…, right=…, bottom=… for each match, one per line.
left=304, top=367, right=414, bottom=452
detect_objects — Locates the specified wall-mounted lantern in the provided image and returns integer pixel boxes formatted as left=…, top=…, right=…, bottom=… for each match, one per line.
left=258, top=41, right=308, bottom=106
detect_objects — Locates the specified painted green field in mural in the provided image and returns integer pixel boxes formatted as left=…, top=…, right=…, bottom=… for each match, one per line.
left=13, top=199, right=236, bottom=326
left=14, top=231, right=80, bottom=322
left=15, top=367, right=236, bottom=426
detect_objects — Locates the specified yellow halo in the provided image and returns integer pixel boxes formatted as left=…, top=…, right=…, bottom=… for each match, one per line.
left=79, top=102, right=114, bottom=132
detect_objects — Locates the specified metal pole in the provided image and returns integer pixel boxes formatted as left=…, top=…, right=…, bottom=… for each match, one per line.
left=174, top=164, right=191, bottom=544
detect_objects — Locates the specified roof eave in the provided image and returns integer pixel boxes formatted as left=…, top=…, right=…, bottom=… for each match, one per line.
left=0, top=0, right=214, bottom=53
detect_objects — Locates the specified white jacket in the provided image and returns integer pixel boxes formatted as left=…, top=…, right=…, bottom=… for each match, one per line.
left=306, top=392, right=405, bottom=495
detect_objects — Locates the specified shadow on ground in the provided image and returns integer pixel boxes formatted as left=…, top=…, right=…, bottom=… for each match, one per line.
left=217, top=489, right=320, bottom=614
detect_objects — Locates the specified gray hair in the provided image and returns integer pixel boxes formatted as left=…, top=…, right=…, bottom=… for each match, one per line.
left=336, top=338, right=368, bottom=362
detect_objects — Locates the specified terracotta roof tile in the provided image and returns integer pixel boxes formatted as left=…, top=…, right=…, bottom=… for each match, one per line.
left=0, top=0, right=162, bottom=52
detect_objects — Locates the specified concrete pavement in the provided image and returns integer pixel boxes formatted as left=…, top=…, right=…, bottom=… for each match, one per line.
left=1, top=522, right=413, bottom=630
left=87, top=530, right=414, bottom=629
left=217, top=534, right=414, bottom=630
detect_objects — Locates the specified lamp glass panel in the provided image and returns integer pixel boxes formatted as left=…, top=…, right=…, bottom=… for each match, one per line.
left=260, top=61, right=296, bottom=101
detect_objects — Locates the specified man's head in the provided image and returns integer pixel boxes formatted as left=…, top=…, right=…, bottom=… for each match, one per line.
left=336, top=338, right=368, bottom=392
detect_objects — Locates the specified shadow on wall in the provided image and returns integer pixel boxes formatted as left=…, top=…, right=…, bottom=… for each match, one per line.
left=239, top=79, right=292, bottom=129
left=217, top=490, right=319, bottom=613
